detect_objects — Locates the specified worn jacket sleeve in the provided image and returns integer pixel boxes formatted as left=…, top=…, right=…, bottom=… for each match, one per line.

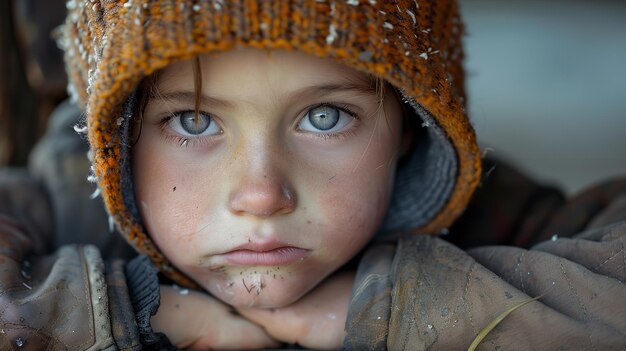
left=0, top=100, right=142, bottom=349
left=344, top=180, right=626, bottom=350
left=0, top=215, right=141, bottom=350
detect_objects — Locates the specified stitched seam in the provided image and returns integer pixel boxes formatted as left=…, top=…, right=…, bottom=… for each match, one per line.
left=462, top=261, right=477, bottom=334
left=515, top=252, right=526, bottom=293
left=559, top=262, right=595, bottom=350
left=593, top=245, right=625, bottom=272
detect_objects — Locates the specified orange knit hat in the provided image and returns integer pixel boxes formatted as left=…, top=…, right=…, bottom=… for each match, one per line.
left=61, top=0, right=481, bottom=288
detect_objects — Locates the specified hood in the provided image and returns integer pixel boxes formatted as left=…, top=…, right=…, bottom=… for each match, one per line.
left=61, top=0, right=481, bottom=288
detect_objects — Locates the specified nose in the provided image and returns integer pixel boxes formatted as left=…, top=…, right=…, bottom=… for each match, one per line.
left=228, top=162, right=296, bottom=218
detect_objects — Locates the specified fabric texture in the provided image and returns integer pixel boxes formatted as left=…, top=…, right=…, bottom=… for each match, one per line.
left=0, top=216, right=116, bottom=350
left=125, top=255, right=175, bottom=350
left=344, top=179, right=626, bottom=350
left=28, top=99, right=136, bottom=260
left=105, top=259, right=142, bottom=351
left=60, top=0, right=482, bottom=288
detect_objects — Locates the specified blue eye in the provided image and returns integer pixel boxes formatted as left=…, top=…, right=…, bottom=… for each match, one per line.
left=298, top=104, right=354, bottom=133
left=168, top=111, right=222, bottom=136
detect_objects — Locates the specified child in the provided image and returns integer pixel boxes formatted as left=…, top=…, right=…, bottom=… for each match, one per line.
left=0, top=0, right=624, bottom=350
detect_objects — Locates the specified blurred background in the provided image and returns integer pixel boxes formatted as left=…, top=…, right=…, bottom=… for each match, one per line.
left=1, top=0, right=625, bottom=194
left=460, top=0, right=626, bottom=193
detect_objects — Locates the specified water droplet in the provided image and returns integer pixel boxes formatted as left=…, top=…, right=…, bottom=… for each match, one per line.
left=179, top=288, right=189, bottom=295
left=427, top=324, right=433, bottom=329
left=15, top=338, right=25, bottom=348
left=441, top=307, right=450, bottom=317
left=551, top=234, right=558, bottom=241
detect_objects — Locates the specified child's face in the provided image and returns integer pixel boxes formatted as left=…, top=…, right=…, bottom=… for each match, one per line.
left=133, top=49, right=404, bottom=308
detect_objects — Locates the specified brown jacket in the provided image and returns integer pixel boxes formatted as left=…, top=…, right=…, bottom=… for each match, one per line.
left=1, top=102, right=625, bottom=350
left=344, top=180, right=626, bottom=350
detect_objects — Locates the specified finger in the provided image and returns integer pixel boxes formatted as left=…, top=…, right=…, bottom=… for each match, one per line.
left=237, top=307, right=303, bottom=344
left=194, top=314, right=283, bottom=350
left=153, top=286, right=281, bottom=350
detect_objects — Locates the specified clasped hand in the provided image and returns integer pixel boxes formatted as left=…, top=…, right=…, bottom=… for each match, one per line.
left=151, top=271, right=354, bottom=350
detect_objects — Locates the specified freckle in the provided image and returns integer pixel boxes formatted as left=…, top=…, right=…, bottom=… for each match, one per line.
left=273, top=274, right=276, bottom=279
left=175, top=304, right=180, bottom=308
left=172, top=186, right=176, bottom=192
left=254, top=271, right=257, bottom=274
left=276, top=267, right=280, bottom=270
left=248, top=238, right=251, bottom=243
left=240, top=271, right=243, bottom=275
left=307, top=220, right=311, bottom=224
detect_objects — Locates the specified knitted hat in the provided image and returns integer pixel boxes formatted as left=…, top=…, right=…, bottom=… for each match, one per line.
left=61, top=0, right=481, bottom=288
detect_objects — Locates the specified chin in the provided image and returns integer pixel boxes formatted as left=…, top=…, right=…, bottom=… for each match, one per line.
left=205, top=273, right=315, bottom=309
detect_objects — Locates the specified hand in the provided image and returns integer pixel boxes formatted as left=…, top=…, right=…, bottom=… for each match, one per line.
left=151, top=285, right=282, bottom=350
left=236, top=271, right=354, bottom=350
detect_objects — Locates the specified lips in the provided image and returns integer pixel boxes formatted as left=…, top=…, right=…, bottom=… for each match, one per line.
left=222, top=242, right=310, bottom=266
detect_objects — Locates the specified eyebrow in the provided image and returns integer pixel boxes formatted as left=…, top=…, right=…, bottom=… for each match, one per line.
left=148, top=90, right=235, bottom=109
left=150, top=81, right=378, bottom=109
left=288, top=82, right=379, bottom=102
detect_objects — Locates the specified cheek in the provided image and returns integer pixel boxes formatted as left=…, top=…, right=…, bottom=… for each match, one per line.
left=315, top=138, right=398, bottom=250
left=133, top=142, right=222, bottom=260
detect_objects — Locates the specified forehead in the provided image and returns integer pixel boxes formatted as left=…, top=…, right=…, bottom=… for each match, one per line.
left=156, top=48, right=374, bottom=92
